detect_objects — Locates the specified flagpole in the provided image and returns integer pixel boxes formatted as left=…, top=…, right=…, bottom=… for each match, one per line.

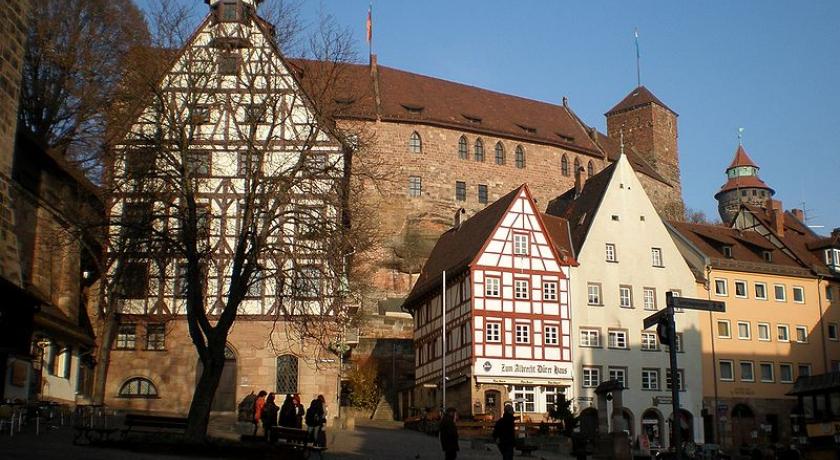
left=367, top=2, right=373, bottom=60
left=635, top=28, right=641, bottom=87
left=442, top=270, right=447, bottom=412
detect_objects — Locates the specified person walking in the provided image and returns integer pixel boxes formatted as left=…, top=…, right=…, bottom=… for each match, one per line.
left=293, top=394, right=305, bottom=429
left=279, top=394, right=297, bottom=428
left=261, top=393, right=279, bottom=442
left=439, top=407, right=459, bottom=460
left=306, top=396, right=327, bottom=447
left=253, top=390, right=267, bottom=436
left=492, top=405, right=516, bottom=460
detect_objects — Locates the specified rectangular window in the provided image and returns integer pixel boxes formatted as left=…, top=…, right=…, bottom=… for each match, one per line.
left=237, top=151, right=261, bottom=176
left=486, top=322, right=501, bottom=342
left=218, top=53, right=239, bottom=75
left=408, top=176, right=422, bottom=197
left=641, top=332, right=659, bottom=351
left=827, top=286, right=834, bottom=301
left=185, top=150, right=211, bottom=176
left=641, top=369, right=659, bottom=390
left=190, top=105, right=211, bottom=124
left=779, top=363, right=794, bottom=383
left=119, top=261, right=149, bottom=299
left=221, top=0, right=239, bottom=21
left=651, top=248, right=663, bottom=267
left=757, top=323, right=771, bottom=341
left=643, top=287, right=657, bottom=311
left=515, top=324, right=531, bottom=344
left=717, top=320, right=731, bottom=338
left=510, top=385, right=535, bottom=412
left=609, top=367, right=628, bottom=389
left=115, top=324, right=137, bottom=350
left=608, top=329, right=628, bottom=349
left=719, top=360, right=734, bottom=381
left=294, top=267, right=322, bottom=298
left=582, top=367, right=600, bottom=388
left=244, top=104, right=264, bottom=124
left=485, top=277, right=500, bottom=297
left=478, top=184, right=488, bottom=204
left=542, top=282, right=557, bottom=301
left=544, top=325, right=559, bottom=345
left=755, top=282, right=767, bottom=300
left=245, top=270, right=263, bottom=298
left=774, top=284, right=786, bottom=301
left=829, top=323, right=839, bottom=341
left=455, top=181, right=466, bottom=201
left=740, top=361, right=755, bottom=382
left=760, top=363, right=774, bottom=382
left=734, top=280, right=747, bottom=298
left=587, top=283, right=602, bottom=305
left=461, top=323, right=471, bottom=345
left=793, top=286, right=805, bottom=303
left=175, top=262, right=189, bottom=298
left=666, top=369, right=685, bottom=391
left=580, top=329, right=600, bottom=347
left=664, top=333, right=683, bottom=353
left=145, top=324, right=166, bottom=350
left=737, top=321, right=751, bottom=340
left=514, top=279, right=529, bottom=299
left=605, top=243, right=617, bottom=262
left=619, top=285, right=633, bottom=308
left=513, top=233, right=529, bottom=255
left=714, top=278, right=728, bottom=296
left=798, top=364, right=812, bottom=378
left=777, top=324, right=789, bottom=342
left=795, top=326, right=808, bottom=343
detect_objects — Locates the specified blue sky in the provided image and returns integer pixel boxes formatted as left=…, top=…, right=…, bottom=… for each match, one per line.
left=139, top=1, right=840, bottom=231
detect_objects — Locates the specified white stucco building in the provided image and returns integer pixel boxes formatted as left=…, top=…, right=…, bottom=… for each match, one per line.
left=546, top=153, right=704, bottom=448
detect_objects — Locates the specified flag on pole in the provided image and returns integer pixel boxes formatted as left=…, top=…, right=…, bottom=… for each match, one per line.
left=634, top=28, right=640, bottom=60
left=366, top=3, right=372, bottom=44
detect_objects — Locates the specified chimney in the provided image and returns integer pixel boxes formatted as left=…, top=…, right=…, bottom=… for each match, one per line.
left=453, top=208, right=466, bottom=230
left=832, top=228, right=840, bottom=240
left=766, top=199, right=785, bottom=237
left=791, top=208, right=805, bottom=223
left=574, top=166, right=586, bottom=198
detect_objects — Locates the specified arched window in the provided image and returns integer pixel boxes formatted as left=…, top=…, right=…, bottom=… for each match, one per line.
left=276, top=354, right=299, bottom=394
left=515, top=146, right=525, bottom=169
left=561, top=154, right=569, bottom=176
left=574, top=157, right=581, bottom=175
left=119, top=377, right=158, bottom=398
left=587, top=160, right=595, bottom=177
left=458, top=136, right=468, bottom=160
left=474, top=138, right=484, bottom=162
left=494, top=142, right=505, bottom=165
left=408, top=131, right=422, bottom=154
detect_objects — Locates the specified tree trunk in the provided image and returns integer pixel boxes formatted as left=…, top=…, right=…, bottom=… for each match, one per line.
left=92, top=311, right=118, bottom=404
left=185, top=342, right=226, bottom=442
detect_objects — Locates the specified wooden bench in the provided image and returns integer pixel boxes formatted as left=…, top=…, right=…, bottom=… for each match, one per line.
left=121, top=414, right=188, bottom=439
left=270, top=426, right=327, bottom=459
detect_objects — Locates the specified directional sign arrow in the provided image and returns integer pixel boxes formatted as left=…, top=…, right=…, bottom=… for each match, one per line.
left=643, top=309, right=671, bottom=330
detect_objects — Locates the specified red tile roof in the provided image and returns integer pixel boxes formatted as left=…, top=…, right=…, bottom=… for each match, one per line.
left=605, top=86, right=676, bottom=116
left=715, top=176, right=774, bottom=197
left=727, top=145, right=759, bottom=169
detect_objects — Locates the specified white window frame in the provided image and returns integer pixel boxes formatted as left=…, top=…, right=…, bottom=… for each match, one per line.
left=714, top=278, right=728, bottom=297
left=719, top=360, right=735, bottom=381
left=757, top=322, right=771, bottom=341
left=485, top=277, right=501, bottom=297
left=510, top=385, right=535, bottom=412
left=641, top=332, right=659, bottom=351
left=514, top=279, right=529, bottom=299
left=605, top=243, right=617, bottom=262
left=734, top=280, right=748, bottom=298
left=651, top=248, right=664, bottom=267
left=515, top=323, right=531, bottom=344
left=544, top=325, right=559, bottom=345
left=582, top=367, right=600, bottom=388
left=608, top=330, right=628, bottom=349
left=486, top=322, right=501, bottom=343
left=580, top=329, right=600, bottom=348
left=737, top=321, right=751, bottom=340
left=759, top=362, right=775, bottom=383
left=798, top=364, right=812, bottom=378
left=792, top=286, right=805, bottom=304
left=641, top=369, right=660, bottom=390
left=740, top=361, right=755, bottom=382
left=609, top=367, right=628, bottom=389
left=828, top=322, right=839, bottom=341
left=513, top=233, right=529, bottom=255
left=777, top=324, right=790, bottom=342
left=643, top=287, right=657, bottom=311
left=754, top=282, right=768, bottom=300
left=666, top=369, right=685, bottom=391
left=619, top=285, right=633, bottom=308
left=587, top=283, right=602, bottom=305
left=542, top=281, right=558, bottom=301
left=717, top=320, right=731, bottom=339
left=779, top=363, right=794, bottom=383
left=774, top=284, right=786, bottom=302
left=795, top=325, right=808, bottom=343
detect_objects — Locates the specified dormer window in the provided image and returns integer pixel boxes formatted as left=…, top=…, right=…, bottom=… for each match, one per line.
left=826, top=249, right=840, bottom=270
left=462, top=114, right=482, bottom=124
left=762, top=250, right=773, bottom=262
left=517, top=124, right=537, bottom=135
left=219, top=0, right=247, bottom=22
left=401, top=103, right=424, bottom=114
left=723, top=246, right=733, bottom=258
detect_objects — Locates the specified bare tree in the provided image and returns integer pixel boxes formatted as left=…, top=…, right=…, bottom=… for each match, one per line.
left=19, top=0, right=149, bottom=174
left=104, top=1, right=375, bottom=440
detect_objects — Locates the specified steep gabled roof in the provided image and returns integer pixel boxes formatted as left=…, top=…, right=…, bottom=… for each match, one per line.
left=727, top=145, right=759, bottom=169
left=605, top=86, right=676, bottom=116
left=544, top=161, right=619, bottom=254
left=403, top=186, right=523, bottom=308
left=541, top=213, right=577, bottom=263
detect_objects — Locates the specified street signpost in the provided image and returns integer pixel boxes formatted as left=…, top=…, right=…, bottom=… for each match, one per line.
left=643, top=292, right=726, bottom=460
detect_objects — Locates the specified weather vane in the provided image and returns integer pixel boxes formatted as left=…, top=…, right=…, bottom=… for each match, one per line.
left=737, top=127, right=744, bottom=146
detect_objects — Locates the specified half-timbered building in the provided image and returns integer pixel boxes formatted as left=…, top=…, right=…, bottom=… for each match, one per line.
left=403, top=184, right=576, bottom=419
left=103, top=0, right=349, bottom=415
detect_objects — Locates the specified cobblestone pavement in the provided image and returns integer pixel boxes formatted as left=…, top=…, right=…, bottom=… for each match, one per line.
left=0, top=417, right=571, bottom=460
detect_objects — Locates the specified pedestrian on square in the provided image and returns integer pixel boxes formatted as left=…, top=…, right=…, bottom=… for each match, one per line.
left=279, top=394, right=296, bottom=427
left=439, top=407, right=459, bottom=460
left=261, top=392, right=279, bottom=442
left=293, top=394, right=305, bottom=428
left=306, top=396, right=327, bottom=447
left=253, top=390, right=267, bottom=436
left=492, top=405, right=516, bottom=460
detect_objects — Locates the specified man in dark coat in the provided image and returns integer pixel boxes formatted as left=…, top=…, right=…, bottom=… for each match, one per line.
left=492, top=405, right=516, bottom=460
left=439, top=407, right=459, bottom=460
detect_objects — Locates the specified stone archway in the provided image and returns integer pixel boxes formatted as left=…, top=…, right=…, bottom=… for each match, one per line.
left=641, top=408, right=664, bottom=450
left=579, top=407, right=599, bottom=437
left=196, top=345, right=237, bottom=412
left=621, top=408, right=635, bottom=438
left=669, top=409, right=694, bottom=446
left=731, top=403, right=756, bottom=448
left=484, top=389, right=501, bottom=419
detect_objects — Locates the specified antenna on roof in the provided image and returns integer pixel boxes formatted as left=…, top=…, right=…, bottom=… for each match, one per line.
left=737, top=127, right=744, bottom=146
left=634, top=28, right=641, bottom=88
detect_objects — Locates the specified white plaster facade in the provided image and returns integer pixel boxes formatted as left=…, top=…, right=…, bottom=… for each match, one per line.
left=568, top=154, right=704, bottom=447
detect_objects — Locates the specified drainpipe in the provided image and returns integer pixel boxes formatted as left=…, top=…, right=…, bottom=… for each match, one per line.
left=705, top=265, right=722, bottom=445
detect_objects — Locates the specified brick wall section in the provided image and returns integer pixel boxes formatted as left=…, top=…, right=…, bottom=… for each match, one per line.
left=0, top=0, right=29, bottom=284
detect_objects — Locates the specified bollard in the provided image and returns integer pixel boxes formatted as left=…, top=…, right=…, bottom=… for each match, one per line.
left=36, top=410, right=40, bottom=436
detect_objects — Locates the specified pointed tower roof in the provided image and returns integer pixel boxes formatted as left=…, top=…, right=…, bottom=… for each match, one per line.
left=727, top=145, right=759, bottom=169
left=605, top=85, right=676, bottom=116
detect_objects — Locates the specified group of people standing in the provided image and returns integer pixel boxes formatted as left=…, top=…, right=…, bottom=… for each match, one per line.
left=251, top=391, right=327, bottom=446
left=439, top=404, right=517, bottom=460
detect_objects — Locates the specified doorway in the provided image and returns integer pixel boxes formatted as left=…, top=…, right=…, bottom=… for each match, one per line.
left=196, top=346, right=237, bottom=412
left=485, top=390, right=501, bottom=418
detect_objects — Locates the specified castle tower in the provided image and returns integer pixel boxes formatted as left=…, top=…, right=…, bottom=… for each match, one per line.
left=605, top=86, right=683, bottom=218
left=714, top=144, right=774, bottom=224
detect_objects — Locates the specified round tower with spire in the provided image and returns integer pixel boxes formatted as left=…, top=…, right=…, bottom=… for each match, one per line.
left=714, top=142, right=774, bottom=224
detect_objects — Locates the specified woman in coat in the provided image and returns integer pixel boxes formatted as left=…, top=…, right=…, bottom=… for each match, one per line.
left=439, top=407, right=459, bottom=460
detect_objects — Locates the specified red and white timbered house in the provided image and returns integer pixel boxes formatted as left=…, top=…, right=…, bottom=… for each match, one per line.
left=403, top=185, right=576, bottom=418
